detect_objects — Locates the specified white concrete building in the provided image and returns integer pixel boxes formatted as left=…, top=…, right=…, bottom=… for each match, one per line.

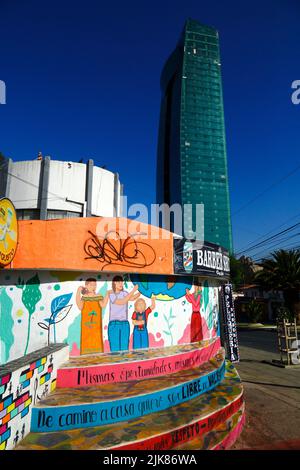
left=0, top=157, right=123, bottom=219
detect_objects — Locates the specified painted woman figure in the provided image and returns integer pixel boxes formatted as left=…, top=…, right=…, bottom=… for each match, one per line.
left=132, top=296, right=156, bottom=350
left=211, top=289, right=219, bottom=338
left=108, top=275, right=140, bottom=352
left=76, top=278, right=109, bottom=355
left=185, top=279, right=206, bottom=342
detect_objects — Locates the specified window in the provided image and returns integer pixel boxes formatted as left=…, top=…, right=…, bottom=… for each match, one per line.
left=16, top=209, right=40, bottom=220
left=47, top=210, right=81, bottom=220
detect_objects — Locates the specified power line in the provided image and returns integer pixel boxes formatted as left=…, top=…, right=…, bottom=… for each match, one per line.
left=1, top=166, right=82, bottom=208
left=11, top=197, right=63, bottom=203
left=235, top=221, right=300, bottom=256
left=246, top=228, right=300, bottom=256
left=250, top=232, right=300, bottom=260
left=232, top=162, right=300, bottom=217
left=253, top=242, right=300, bottom=263
left=8, top=172, right=66, bottom=200
left=2, top=171, right=75, bottom=205
left=234, top=209, right=300, bottom=254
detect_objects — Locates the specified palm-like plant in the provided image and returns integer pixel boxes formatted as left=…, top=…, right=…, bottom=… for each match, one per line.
left=247, top=299, right=263, bottom=324
left=230, top=255, right=255, bottom=289
left=0, top=152, right=7, bottom=165
left=255, top=249, right=300, bottom=320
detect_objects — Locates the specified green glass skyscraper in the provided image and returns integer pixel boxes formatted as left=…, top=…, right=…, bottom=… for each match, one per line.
left=156, top=19, right=233, bottom=252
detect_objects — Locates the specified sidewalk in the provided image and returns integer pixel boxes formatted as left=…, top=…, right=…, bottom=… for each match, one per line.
left=231, top=330, right=300, bottom=450
left=237, top=323, right=300, bottom=333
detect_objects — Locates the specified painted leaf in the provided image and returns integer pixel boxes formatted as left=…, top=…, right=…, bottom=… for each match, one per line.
left=163, top=330, right=171, bottom=336
left=16, top=277, right=25, bottom=289
left=207, top=305, right=214, bottom=330
left=22, top=274, right=42, bottom=315
left=38, top=322, right=49, bottom=331
left=52, top=305, right=72, bottom=324
left=51, top=293, right=72, bottom=316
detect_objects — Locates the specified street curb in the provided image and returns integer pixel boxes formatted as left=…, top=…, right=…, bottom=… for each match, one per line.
left=262, top=360, right=300, bottom=369
left=237, top=327, right=277, bottom=332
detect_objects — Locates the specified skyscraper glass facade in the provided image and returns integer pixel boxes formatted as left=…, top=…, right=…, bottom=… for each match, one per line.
left=156, top=19, right=233, bottom=252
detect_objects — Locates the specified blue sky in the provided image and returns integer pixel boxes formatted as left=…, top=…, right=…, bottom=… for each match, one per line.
left=0, top=0, right=299, bottom=256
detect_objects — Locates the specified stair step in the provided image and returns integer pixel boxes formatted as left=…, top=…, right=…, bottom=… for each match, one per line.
left=68, top=338, right=219, bottom=365
left=39, top=348, right=224, bottom=406
left=30, top=349, right=225, bottom=432
left=174, top=406, right=245, bottom=450
left=15, top=362, right=243, bottom=450
left=212, top=412, right=245, bottom=450
left=57, top=338, right=221, bottom=387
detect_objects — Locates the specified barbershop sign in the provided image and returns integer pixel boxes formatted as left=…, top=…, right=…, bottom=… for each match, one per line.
left=221, top=284, right=240, bottom=363
left=173, top=239, right=230, bottom=279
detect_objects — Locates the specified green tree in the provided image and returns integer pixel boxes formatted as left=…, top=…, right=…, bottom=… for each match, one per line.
left=230, top=255, right=255, bottom=289
left=17, top=274, right=42, bottom=355
left=246, top=300, right=263, bottom=324
left=276, top=306, right=294, bottom=323
left=255, top=249, right=300, bottom=321
left=0, top=152, right=7, bottom=166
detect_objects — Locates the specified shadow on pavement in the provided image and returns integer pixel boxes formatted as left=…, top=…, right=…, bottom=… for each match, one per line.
left=238, top=439, right=300, bottom=450
left=242, top=380, right=300, bottom=390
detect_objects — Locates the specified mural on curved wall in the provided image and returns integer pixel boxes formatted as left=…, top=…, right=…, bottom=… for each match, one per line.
left=0, top=270, right=221, bottom=365
left=0, top=346, right=69, bottom=450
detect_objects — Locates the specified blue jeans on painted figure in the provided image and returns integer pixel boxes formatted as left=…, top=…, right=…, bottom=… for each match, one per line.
left=108, top=320, right=130, bottom=352
left=133, top=327, right=149, bottom=350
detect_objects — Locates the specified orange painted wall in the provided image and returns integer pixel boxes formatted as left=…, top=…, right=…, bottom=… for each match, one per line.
left=7, top=217, right=174, bottom=274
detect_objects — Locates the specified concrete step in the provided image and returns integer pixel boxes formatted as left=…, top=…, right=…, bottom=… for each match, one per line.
left=29, top=348, right=225, bottom=432
left=57, top=338, right=221, bottom=387
left=15, top=362, right=244, bottom=450
left=175, top=405, right=245, bottom=450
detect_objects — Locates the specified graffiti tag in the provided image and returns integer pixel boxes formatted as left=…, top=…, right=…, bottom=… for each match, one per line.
left=84, top=230, right=156, bottom=270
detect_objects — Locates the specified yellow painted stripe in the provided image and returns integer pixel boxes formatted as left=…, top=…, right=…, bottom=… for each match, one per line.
left=25, top=398, right=32, bottom=407
left=7, top=403, right=15, bottom=413
left=40, top=376, right=45, bottom=385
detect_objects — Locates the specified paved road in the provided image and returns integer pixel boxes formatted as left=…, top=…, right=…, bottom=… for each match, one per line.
left=236, top=329, right=279, bottom=355
left=231, top=330, right=300, bottom=450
